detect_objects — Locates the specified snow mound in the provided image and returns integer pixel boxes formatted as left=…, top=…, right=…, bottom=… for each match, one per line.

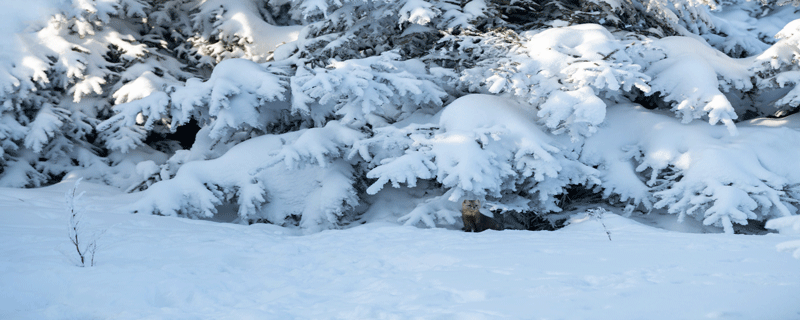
left=766, top=215, right=800, bottom=258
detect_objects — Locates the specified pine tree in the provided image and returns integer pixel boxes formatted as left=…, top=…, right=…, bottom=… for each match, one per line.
left=2, top=0, right=800, bottom=232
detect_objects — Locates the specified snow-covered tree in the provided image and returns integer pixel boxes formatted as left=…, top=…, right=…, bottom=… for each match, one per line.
left=357, top=94, right=599, bottom=227
left=131, top=121, right=364, bottom=232
left=448, top=24, right=651, bottom=140
left=0, top=0, right=188, bottom=188
left=3, top=0, right=800, bottom=232
left=752, top=18, right=800, bottom=113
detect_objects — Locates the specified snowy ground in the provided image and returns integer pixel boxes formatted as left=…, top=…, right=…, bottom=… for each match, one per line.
left=1, top=180, right=799, bottom=320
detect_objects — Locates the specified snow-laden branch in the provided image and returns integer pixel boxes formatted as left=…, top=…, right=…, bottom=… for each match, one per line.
left=363, top=94, right=598, bottom=227
left=583, top=104, right=800, bottom=233
left=752, top=19, right=800, bottom=110
left=456, top=24, right=651, bottom=140
left=634, top=36, right=751, bottom=136
left=131, top=121, right=363, bottom=231
left=292, top=51, right=447, bottom=128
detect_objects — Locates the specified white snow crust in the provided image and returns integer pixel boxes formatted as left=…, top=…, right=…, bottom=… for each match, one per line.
left=1, top=181, right=798, bottom=319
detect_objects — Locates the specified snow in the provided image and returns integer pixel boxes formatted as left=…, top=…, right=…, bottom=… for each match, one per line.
left=642, top=36, right=751, bottom=134
left=583, top=104, right=800, bottom=232
left=0, top=0, right=59, bottom=101
left=292, top=51, right=447, bottom=127
left=2, top=2, right=800, bottom=317
left=2, top=180, right=799, bottom=319
left=766, top=216, right=800, bottom=258
left=479, top=24, right=651, bottom=139
left=192, top=0, right=303, bottom=63
left=129, top=120, right=364, bottom=232
left=0, top=0, right=56, bottom=58
left=361, top=94, right=597, bottom=227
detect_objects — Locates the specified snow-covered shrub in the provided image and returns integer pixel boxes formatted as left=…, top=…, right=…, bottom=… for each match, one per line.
left=290, top=51, right=448, bottom=128
left=357, top=94, right=598, bottom=227
left=583, top=105, right=800, bottom=233
left=276, top=0, right=493, bottom=63
left=0, top=0, right=189, bottom=187
left=132, top=121, right=363, bottom=232
left=183, top=0, right=303, bottom=65
left=631, top=36, right=750, bottom=135
left=449, top=24, right=651, bottom=140
left=752, top=19, right=800, bottom=113
left=99, top=58, right=290, bottom=152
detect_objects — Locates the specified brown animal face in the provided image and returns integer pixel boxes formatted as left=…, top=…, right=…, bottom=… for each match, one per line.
left=462, top=200, right=480, bottom=213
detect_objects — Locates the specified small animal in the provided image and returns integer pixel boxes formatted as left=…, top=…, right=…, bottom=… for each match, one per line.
left=461, top=199, right=502, bottom=232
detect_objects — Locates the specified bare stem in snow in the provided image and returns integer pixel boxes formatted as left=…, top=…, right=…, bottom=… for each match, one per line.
left=587, top=207, right=612, bottom=241
left=66, top=178, right=101, bottom=267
